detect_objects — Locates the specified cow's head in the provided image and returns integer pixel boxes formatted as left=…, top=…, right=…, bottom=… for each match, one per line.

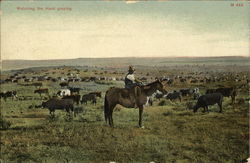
left=193, top=105, right=198, bottom=113
left=41, top=102, right=47, bottom=108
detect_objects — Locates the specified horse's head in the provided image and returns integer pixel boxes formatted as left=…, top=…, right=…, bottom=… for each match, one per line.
left=155, top=79, right=168, bottom=93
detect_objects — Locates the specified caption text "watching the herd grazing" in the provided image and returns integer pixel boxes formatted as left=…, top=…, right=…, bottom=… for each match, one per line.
left=17, top=7, right=72, bottom=11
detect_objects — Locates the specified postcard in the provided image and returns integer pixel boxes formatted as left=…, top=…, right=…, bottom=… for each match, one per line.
left=0, top=1, right=249, bottom=162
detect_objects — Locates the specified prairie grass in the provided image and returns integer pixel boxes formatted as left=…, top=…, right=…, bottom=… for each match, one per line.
left=0, top=67, right=249, bottom=162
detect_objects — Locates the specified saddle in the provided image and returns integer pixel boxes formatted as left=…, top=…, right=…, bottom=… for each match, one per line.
left=124, top=86, right=141, bottom=108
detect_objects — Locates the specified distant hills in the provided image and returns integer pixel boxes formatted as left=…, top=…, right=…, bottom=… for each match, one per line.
left=1, top=56, right=249, bottom=71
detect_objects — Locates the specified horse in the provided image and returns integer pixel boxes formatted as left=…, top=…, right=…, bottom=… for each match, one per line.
left=104, top=80, right=167, bottom=128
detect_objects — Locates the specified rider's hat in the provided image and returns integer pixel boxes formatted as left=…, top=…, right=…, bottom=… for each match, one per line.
left=128, top=65, right=135, bottom=73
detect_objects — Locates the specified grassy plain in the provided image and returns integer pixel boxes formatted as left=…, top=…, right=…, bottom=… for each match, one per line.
left=0, top=60, right=249, bottom=163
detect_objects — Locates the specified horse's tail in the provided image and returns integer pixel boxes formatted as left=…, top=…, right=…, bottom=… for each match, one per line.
left=104, top=93, right=109, bottom=124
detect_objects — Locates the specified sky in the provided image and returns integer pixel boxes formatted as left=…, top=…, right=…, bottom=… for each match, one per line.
left=1, top=1, right=249, bottom=60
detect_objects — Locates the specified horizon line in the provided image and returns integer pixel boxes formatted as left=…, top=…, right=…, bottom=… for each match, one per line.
left=2, top=55, right=249, bottom=61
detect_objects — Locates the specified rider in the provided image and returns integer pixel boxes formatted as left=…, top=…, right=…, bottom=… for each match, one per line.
left=125, top=66, right=142, bottom=108
left=125, top=65, right=142, bottom=89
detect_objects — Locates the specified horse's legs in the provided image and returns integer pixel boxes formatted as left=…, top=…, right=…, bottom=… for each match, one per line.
left=138, top=106, right=144, bottom=128
left=107, top=104, right=116, bottom=127
left=109, top=108, right=114, bottom=127
left=108, top=112, right=111, bottom=126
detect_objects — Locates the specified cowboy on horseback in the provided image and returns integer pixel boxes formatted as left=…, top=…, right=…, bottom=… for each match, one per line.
left=125, top=66, right=142, bottom=89
left=124, top=66, right=143, bottom=108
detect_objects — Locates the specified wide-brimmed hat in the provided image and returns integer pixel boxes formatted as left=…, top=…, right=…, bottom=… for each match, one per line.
left=128, top=65, right=135, bottom=72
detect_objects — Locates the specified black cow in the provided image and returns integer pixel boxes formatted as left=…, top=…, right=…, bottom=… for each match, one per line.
left=69, top=87, right=81, bottom=94
left=62, top=94, right=81, bottom=105
left=180, top=89, right=192, bottom=97
left=193, top=93, right=223, bottom=113
left=89, top=91, right=102, bottom=98
left=81, top=93, right=97, bottom=105
left=42, top=98, right=74, bottom=116
left=165, top=92, right=182, bottom=102
left=206, top=87, right=236, bottom=103
left=59, top=82, right=69, bottom=88
left=154, top=91, right=167, bottom=101
left=205, top=89, right=217, bottom=94
left=0, top=91, right=17, bottom=101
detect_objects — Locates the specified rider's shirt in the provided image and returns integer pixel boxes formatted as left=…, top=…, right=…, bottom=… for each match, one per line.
left=126, top=74, right=135, bottom=83
left=125, top=73, right=136, bottom=89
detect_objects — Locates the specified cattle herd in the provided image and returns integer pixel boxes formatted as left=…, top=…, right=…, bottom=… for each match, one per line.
left=0, top=66, right=249, bottom=121
left=151, top=86, right=237, bottom=113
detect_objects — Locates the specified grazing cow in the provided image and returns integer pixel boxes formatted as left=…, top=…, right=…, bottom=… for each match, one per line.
left=5, top=79, right=12, bottom=83
left=89, top=91, right=102, bottom=98
left=59, top=82, right=69, bottom=88
left=42, top=98, right=74, bottom=116
left=89, top=77, right=97, bottom=81
left=192, top=87, right=200, bottom=100
left=165, top=92, right=182, bottom=102
left=0, top=91, right=17, bottom=101
left=34, top=88, right=49, bottom=96
left=179, top=89, right=192, bottom=97
left=81, top=93, right=97, bottom=105
left=51, top=78, right=58, bottom=82
left=206, top=88, right=217, bottom=94
left=154, top=90, right=167, bottom=101
left=62, top=94, right=81, bottom=105
left=193, top=93, right=223, bottom=113
left=206, top=87, right=236, bottom=103
left=57, top=89, right=71, bottom=97
left=193, top=92, right=200, bottom=100
left=180, top=78, right=186, bottom=83
left=69, top=87, right=81, bottom=94
left=215, top=87, right=236, bottom=103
